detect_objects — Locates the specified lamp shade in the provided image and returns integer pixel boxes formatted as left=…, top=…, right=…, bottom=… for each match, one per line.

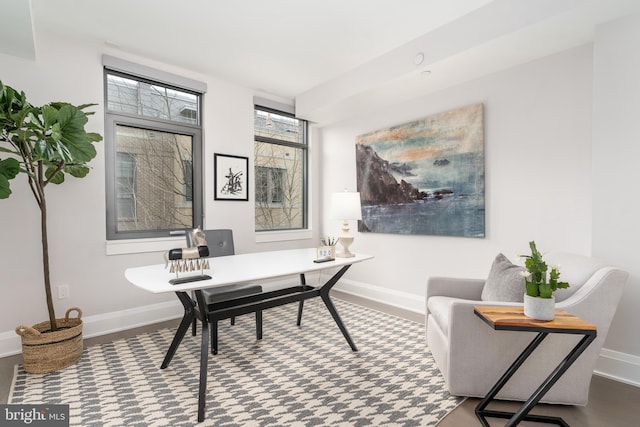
left=330, top=191, right=362, bottom=220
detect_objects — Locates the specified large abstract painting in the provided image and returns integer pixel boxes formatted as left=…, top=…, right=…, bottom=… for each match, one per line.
left=356, top=103, right=484, bottom=237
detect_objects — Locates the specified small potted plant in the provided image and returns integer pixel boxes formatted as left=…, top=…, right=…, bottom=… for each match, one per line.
left=0, top=80, right=102, bottom=373
left=519, top=241, right=570, bottom=320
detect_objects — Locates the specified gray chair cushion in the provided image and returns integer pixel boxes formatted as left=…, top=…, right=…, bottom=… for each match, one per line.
left=201, top=283, right=262, bottom=304
left=480, top=253, right=525, bottom=302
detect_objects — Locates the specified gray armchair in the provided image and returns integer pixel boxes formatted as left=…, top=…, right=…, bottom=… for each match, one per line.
left=425, top=252, right=628, bottom=405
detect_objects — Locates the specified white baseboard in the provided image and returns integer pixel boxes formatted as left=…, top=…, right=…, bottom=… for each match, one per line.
left=0, top=301, right=183, bottom=358
left=2, top=279, right=639, bottom=390
left=594, top=348, right=640, bottom=388
left=334, top=279, right=425, bottom=314
left=0, top=330, right=22, bottom=358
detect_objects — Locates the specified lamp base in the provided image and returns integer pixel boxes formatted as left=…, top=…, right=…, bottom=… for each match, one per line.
left=336, top=234, right=355, bottom=258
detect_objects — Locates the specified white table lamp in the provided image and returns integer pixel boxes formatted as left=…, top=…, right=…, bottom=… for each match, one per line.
left=330, top=191, right=362, bottom=258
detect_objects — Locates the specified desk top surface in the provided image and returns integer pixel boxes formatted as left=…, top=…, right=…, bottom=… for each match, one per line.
left=125, top=248, right=373, bottom=294
left=474, top=306, right=597, bottom=334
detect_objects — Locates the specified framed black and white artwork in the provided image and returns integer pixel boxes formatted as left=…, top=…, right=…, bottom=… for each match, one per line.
left=214, top=153, right=249, bottom=201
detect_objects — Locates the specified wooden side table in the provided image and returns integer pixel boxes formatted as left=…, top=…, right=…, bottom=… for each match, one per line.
left=473, top=306, right=597, bottom=427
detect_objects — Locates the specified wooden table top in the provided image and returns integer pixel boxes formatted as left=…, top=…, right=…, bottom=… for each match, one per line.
left=474, top=306, right=597, bottom=335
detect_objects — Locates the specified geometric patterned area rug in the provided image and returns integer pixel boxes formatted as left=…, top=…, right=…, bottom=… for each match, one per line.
left=9, top=299, right=463, bottom=426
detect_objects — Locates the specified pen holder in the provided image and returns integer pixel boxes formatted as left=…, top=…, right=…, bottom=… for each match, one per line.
left=316, top=245, right=336, bottom=261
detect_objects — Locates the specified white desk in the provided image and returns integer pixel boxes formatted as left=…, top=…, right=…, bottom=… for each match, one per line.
left=125, top=248, right=373, bottom=423
left=126, top=248, right=372, bottom=294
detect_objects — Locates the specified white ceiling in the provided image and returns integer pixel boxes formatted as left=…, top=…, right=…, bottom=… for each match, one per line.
left=2, top=0, right=640, bottom=125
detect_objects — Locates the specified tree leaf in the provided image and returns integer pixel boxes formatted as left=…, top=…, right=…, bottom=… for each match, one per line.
left=45, top=165, right=65, bottom=184
left=64, top=164, right=90, bottom=178
left=0, top=157, right=20, bottom=179
left=86, top=132, right=103, bottom=143
left=41, top=104, right=58, bottom=128
left=55, top=104, right=98, bottom=163
left=0, top=174, right=11, bottom=199
left=50, top=122, right=62, bottom=144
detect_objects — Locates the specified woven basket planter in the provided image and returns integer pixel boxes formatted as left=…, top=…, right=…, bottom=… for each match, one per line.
left=15, top=307, right=83, bottom=374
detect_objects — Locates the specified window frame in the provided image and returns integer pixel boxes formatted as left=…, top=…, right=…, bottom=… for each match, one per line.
left=254, top=105, right=308, bottom=231
left=104, top=69, right=204, bottom=241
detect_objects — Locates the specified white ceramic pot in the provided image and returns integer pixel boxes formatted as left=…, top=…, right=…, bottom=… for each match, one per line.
left=523, top=294, right=555, bottom=321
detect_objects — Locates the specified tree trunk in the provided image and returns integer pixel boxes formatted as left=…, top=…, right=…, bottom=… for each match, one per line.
left=41, top=197, right=57, bottom=331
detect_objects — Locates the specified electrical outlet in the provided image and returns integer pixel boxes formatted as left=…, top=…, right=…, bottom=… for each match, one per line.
left=57, top=284, right=70, bottom=299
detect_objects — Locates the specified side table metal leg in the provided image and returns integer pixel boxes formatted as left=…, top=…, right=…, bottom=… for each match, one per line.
left=476, top=332, right=596, bottom=427
left=505, top=334, right=596, bottom=427
left=476, top=332, right=548, bottom=426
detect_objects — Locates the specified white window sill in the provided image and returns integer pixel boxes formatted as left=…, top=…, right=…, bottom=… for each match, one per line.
left=107, top=230, right=314, bottom=254
left=255, top=229, right=313, bottom=243
left=105, top=236, right=186, bottom=255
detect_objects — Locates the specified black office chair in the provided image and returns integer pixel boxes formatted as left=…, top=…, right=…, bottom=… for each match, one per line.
left=186, top=229, right=263, bottom=355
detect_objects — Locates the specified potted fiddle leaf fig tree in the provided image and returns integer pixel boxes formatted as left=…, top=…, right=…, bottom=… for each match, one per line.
left=0, top=80, right=102, bottom=373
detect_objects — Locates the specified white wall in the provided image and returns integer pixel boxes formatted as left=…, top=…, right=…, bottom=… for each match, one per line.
left=321, top=31, right=640, bottom=385
left=321, top=44, right=593, bottom=297
left=592, top=14, right=640, bottom=384
left=0, top=31, right=318, bottom=354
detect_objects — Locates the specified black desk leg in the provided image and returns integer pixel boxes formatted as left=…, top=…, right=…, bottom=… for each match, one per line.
left=321, top=293, right=358, bottom=352
left=160, top=291, right=211, bottom=422
left=161, top=291, right=195, bottom=369
left=197, top=319, right=209, bottom=423
left=297, top=274, right=306, bottom=326
left=319, top=265, right=358, bottom=352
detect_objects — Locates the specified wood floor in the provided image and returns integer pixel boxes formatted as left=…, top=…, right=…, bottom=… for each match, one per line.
left=1, top=292, right=638, bottom=426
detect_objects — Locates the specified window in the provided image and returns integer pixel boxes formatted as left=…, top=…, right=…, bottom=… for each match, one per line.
left=254, top=106, right=307, bottom=231
left=105, top=68, right=204, bottom=240
left=116, top=152, right=136, bottom=220
left=182, top=160, right=193, bottom=202
left=256, top=167, right=285, bottom=204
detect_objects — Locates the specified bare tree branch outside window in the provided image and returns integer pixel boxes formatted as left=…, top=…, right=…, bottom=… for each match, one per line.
left=115, top=126, right=193, bottom=232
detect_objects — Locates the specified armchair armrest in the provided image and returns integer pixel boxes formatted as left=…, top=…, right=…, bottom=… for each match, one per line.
left=426, top=277, right=485, bottom=314
left=426, top=276, right=486, bottom=317
left=556, top=267, right=628, bottom=341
